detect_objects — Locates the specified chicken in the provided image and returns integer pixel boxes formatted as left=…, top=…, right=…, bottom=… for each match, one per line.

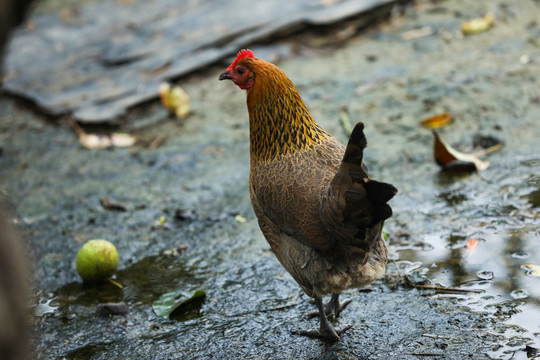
left=218, top=49, right=397, bottom=341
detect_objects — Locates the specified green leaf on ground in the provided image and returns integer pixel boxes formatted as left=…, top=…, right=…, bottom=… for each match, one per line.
left=153, top=289, right=206, bottom=318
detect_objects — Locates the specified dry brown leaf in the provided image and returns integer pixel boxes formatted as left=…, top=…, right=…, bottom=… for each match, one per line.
left=433, top=132, right=490, bottom=171
left=100, top=197, right=127, bottom=211
left=421, top=113, right=453, bottom=129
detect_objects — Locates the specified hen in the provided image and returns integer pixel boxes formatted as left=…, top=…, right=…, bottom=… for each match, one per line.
left=219, top=49, right=397, bottom=341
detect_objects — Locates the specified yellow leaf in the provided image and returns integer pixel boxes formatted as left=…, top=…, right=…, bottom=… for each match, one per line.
left=420, top=113, right=453, bottom=129
left=159, top=83, right=172, bottom=108
left=159, top=82, right=190, bottom=118
left=461, top=13, right=494, bottom=35
left=235, top=214, right=247, bottom=223
left=522, top=264, right=540, bottom=277
left=154, top=216, right=167, bottom=226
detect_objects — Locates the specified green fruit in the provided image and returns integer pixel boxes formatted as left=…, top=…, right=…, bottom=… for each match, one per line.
left=76, top=239, right=119, bottom=282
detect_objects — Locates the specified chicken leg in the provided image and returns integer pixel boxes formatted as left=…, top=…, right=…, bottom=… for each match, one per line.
left=294, top=297, right=352, bottom=341
left=307, top=293, right=352, bottom=320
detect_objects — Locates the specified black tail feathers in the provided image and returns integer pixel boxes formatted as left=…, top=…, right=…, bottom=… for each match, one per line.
left=365, top=179, right=398, bottom=223
left=344, top=122, right=398, bottom=223
left=343, top=122, right=367, bottom=164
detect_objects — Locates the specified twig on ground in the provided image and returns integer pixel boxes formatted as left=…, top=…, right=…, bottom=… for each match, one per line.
left=410, top=283, right=484, bottom=293
left=224, top=302, right=300, bottom=317
left=422, top=333, right=451, bottom=339
left=404, top=276, right=484, bottom=293
left=408, top=352, right=444, bottom=357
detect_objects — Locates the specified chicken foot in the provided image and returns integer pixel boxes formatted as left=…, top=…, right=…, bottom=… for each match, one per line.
left=294, top=297, right=352, bottom=341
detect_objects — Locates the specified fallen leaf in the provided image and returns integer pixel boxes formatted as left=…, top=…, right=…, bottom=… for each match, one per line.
left=109, top=133, right=136, bottom=147
left=153, top=289, right=206, bottom=319
left=159, top=82, right=190, bottom=118
left=68, top=117, right=136, bottom=149
left=162, top=244, right=188, bottom=256
left=526, top=345, right=539, bottom=358
left=100, top=197, right=127, bottom=211
left=461, top=13, right=494, bottom=35
left=521, top=264, right=540, bottom=277
left=466, top=238, right=478, bottom=249
left=235, top=214, right=247, bottom=223
left=154, top=216, right=167, bottom=226
left=433, top=131, right=490, bottom=171
left=420, top=113, right=453, bottom=129
left=78, top=133, right=114, bottom=149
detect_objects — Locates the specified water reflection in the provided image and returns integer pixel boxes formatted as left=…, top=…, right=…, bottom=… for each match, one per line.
left=390, top=164, right=540, bottom=358
left=33, top=255, right=202, bottom=322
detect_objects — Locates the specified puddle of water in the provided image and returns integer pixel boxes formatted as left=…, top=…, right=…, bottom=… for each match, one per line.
left=395, top=223, right=540, bottom=354
left=34, top=254, right=205, bottom=322
left=389, top=162, right=540, bottom=358
left=34, top=297, right=59, bottom=317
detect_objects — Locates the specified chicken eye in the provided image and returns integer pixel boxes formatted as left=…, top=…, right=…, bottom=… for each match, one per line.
left=237, top=68, right=245, bottom=76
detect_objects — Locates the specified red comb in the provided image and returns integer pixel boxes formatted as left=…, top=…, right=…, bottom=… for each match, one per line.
left=226, top=49, right=254, bottom=71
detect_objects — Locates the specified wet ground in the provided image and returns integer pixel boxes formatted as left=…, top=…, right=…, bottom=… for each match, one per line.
left=1, top=0, right=539, bottom=359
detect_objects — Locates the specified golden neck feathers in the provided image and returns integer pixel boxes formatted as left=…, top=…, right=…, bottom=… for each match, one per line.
left=244, top=59, right=330, bottom=163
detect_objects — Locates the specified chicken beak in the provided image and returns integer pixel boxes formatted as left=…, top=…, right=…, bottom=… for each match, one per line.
left=218, top=71, right=232, bottom=81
